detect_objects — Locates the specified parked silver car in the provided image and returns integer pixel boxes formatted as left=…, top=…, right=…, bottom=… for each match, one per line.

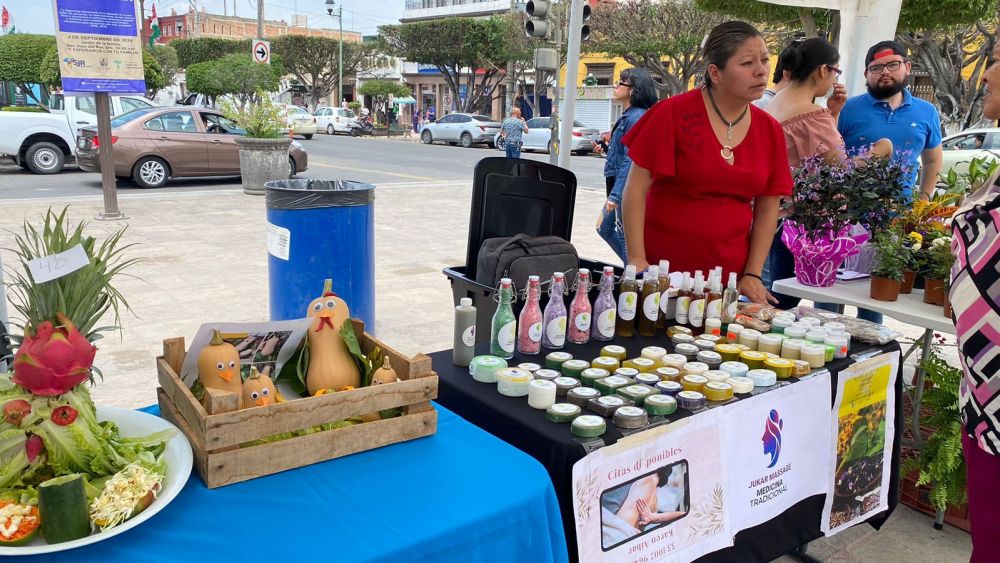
left=420, top=113, right=501, bottom=148
left=494, top=118, right=600, bottom=155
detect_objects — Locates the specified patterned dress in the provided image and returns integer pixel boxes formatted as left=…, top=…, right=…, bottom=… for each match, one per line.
left=953, top=180, right=1000, bottom=454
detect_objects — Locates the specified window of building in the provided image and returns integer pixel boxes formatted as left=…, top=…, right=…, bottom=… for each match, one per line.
left=585, top=63, right=615, bottom=86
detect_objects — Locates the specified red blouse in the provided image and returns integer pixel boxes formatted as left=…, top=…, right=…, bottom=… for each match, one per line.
left=623, top=89, right=794, bottom=277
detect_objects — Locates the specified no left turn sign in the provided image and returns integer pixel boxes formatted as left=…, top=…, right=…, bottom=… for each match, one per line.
left=252, top=39, right=270, bottom=64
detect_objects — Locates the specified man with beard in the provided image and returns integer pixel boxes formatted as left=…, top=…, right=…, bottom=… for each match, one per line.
left=838, top=41, right=943, bottom=202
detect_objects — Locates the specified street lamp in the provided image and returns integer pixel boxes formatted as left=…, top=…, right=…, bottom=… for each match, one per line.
left=325, top=0, right=344, bottom=106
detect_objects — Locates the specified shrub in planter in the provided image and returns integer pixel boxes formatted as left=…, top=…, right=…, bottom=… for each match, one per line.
left=869, top=229, right=905, bottom=301
left=900, top=232, right=922, bottom=294
left=221, top=93, right=289, bottom=195
left=923, top=237, right=954, bottom=306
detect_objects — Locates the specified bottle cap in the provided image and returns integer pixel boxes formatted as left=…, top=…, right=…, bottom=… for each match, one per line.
left=500, top=277, right=512, bottom=286
left=528, top=275, right=539, bottom=282
left=727, top=272, right=737, bottom=289
left=659, top=259, right=670, bottom=273
left=460, top=298, right=472, bottom=307
left=647, top=265, right=659, bottom=278
left=579, top=268, right=590, bottom=276
left=554, top=271, right=565, bottom=279
left=604, top=266, right=614, bottom=274
left=624, top=264, right=636, bottom=279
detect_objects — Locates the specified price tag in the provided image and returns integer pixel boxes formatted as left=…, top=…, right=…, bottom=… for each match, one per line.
left=26, top=244, right=90, bottom=284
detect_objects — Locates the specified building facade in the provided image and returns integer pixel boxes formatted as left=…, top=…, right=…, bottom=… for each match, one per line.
left=146, top=8, right=362, bottom=44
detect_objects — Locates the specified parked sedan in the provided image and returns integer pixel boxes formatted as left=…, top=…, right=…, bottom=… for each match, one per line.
left=283, top=105, right=318, bottom=139
left=314, top=106, right=357, bottom=135
left=76, top=107, right=308, bottom=188
left=420, top=113, right=501, bottom=148
left=939, top=128, right=1000, bottom=179
left=494, top=118, right=600, bottom=155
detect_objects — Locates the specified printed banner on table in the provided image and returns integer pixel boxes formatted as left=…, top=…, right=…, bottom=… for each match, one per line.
left=572, top=410, right=732, bottom=563
left=821, top=351, right=899, bottom=536
left=723, top=371, right=833, bottom=533
left=52, top=0, right=146, bottom=94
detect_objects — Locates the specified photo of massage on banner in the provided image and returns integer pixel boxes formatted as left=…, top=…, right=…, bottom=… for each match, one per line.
left=600, top=460, right=690, bottom=551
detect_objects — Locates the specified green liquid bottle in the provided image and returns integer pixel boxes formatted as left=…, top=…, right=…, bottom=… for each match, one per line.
left=491, top=277, right=516, bottom=359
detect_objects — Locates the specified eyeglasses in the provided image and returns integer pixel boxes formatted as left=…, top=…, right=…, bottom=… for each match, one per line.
left=867, top=60, right=903, bottom=74
left=825, top=65, right=843, bottom=76
left=617, top=81, right=632, bottom=88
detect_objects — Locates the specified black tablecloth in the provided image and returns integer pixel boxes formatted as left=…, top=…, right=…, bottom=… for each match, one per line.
left=431, top=334, right=903, bottom=563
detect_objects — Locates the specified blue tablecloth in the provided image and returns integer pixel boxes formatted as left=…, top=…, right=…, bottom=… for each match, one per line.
left=21, top=403, right=568, bottom=563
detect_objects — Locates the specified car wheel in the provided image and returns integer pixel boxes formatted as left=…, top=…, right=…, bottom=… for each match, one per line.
left=25, top=141, right=65, bottom=174
left=303, top=134, right=313, bottom=140
left=351, top=128, right=361, bottom=137
left=496, top=137, right=506, bottom=151
left=460, top=133, right=473, bottom=148
left=289, top=157, right=296, bottom=178
left=132, top=156, right=169, bottom=188
left=327, top=124, right=335, bottom=135
left=421, top=130, right=433, bottom=144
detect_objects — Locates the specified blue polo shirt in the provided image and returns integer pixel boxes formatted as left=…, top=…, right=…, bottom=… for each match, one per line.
left=837, top=89, right=942, bottom=197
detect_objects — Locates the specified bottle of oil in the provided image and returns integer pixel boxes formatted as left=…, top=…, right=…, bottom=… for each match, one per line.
left=616, top=264, right=638, bottom=337
left=655, top=260, right=671, bottom=330
left=674, top=272, right=693, bottom=327
left=721, top=272, right=740, bottom=324
left=638, top=265, right=660, bottom=337
left=688, top=272, right=707, bottom=333
left=706, top=269, right=723, bottom=323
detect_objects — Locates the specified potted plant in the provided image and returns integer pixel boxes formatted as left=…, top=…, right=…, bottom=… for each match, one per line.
left=899, top=232, right=922, bottom=294
left=869, top=229, right=906, bottom=301
left=923, top=236, right=953, bottom=306
left=221, top=91, right=289, bottom=196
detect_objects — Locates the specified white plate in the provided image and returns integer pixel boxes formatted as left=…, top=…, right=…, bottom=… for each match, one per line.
left=0, top=406, right=193, bottom=555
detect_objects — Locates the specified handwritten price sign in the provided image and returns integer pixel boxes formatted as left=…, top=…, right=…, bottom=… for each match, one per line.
left=27, top=244, right=90, bottom=284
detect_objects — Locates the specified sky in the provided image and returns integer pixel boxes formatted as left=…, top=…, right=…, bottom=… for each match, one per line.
left=5, top=0, right=404, bottom=36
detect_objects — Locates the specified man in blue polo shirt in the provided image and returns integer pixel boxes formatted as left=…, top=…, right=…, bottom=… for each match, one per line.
left=838, top=40, right=943, bottom=201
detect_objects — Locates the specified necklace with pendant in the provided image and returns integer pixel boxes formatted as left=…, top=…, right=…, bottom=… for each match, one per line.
left=705, top=86, right=748, bottom=161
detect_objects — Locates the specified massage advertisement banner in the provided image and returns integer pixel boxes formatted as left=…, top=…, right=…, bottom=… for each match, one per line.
left=723, top=372, right=833, bottom=534
left=572, top=410, right=732, bottom=563
left=822, top=351, right=899, bottom=536
left=52, top=0, right=146, bottom=94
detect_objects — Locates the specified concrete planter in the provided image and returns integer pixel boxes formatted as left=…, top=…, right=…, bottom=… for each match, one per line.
left=235, top=137, right=290, bottom=196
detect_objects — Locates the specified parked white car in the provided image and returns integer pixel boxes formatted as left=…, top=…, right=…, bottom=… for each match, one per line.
left=281, top=105, right=317, bottom=139
left=939, top=128, right=1000, bottom=179
left=494, top=117, right=600, bottom=155
left=314, top=106, right=357, bottom=135
left=0, top=94, right=156, bottom=174
left=420, top=113, right=501, bottom=148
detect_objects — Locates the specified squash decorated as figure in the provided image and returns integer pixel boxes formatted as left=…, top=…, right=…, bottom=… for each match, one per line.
left=242, top=367, right=277, bottom=409
left=305, top=279, right=360, bottom=395
left=372, top=357, right=397, bottom=385
left=198, top=329, right=244, bottom=407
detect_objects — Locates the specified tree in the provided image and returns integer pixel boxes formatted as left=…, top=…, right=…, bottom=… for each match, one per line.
left=147, top=44, right=179, bottom=99
left=0, top=34, right=57, bottom=104
left=694, top=0, right=828, bottom=38
left=185, top=53, right=282, bottom=109
left=380, top=17, right=515, bottom=114
left=358, top=80, right=410, bottom=124
left=271, top=35, right=372, bottom=109
left=590, top=0, right=725, bottom=96
left=172, top=37, right=249, bottom=67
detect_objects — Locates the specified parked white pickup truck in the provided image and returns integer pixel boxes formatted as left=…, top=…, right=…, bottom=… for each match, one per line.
left=0, top=94, right=156, bottom=174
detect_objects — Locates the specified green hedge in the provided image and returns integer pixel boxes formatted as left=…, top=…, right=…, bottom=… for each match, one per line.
left=1, top=106, right=48, bottom=112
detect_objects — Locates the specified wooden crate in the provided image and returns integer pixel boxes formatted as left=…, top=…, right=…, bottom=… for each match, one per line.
left=156, top=320, right=438, bottom=488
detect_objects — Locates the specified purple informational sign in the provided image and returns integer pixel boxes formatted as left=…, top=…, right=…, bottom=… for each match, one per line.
left=53, top=0, right=146, bottom=94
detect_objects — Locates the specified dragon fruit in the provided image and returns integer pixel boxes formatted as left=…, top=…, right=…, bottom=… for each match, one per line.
left=12, top=313, right=96, bottom=396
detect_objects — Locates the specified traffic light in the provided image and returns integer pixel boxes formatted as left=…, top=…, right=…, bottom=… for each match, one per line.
left=580, top=2, right=591, bottom=42
left=525, top=0, right=551, bottom=39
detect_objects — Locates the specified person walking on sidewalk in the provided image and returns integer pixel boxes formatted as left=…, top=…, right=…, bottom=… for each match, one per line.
left=500, top=108, right=529, bottom=159
left=596, top=67, right=657, bottom=263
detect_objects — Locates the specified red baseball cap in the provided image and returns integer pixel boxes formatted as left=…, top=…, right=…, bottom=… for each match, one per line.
left=865, top=41, right=907, bottom=67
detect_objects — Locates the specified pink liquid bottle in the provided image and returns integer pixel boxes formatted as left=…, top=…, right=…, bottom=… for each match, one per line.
left=568, top=268, right=592, bottom=345
left=591, top=266, right=617, bottom=341
left=517, top=275, right=543, bottom=355
left=542, top=272, right=568, bottom=350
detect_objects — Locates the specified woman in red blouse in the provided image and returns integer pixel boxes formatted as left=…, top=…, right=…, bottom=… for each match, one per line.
left=621, top=21, right=793, bottom=304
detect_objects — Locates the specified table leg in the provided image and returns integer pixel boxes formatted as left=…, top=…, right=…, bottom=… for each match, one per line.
left=907, top=329, right=934, bottom=450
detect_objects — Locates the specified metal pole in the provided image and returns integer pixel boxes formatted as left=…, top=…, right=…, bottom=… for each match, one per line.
left=338, top=6, right=343, bottom=106
left=257, top=0, right=263, bottom=38
left=548, top=21, right=563, bottom=166
left=558, top=0, right=583, bottom=170
left=505, top=0, right=515, bottom=118
left=94, top=92, right=123, bottom=220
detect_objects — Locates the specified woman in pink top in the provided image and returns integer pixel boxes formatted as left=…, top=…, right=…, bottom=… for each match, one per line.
left=762, top=38, right=891, bottom=308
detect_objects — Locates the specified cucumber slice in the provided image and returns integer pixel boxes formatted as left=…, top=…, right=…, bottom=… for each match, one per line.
left=39, top=474, right=91, bottom=544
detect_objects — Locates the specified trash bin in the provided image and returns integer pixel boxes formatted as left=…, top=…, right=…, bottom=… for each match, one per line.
left=265, top=179, right=375, bottom=328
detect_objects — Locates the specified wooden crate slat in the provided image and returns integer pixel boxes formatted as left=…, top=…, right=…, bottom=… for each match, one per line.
left=202, top=410, right=438, bottom=488
left=156, top=358, right=207, bottom=436
left=157, top=388, right=209, bottom=479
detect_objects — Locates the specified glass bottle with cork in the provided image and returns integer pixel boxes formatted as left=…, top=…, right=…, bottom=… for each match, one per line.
left=568, top=268, right=593, bottom=344
left=542, top=271, right=568, bottom=350
left=517, top=275, right=543, bottom=355
left=491, top=278, right=516, bottom=359
left=592, top=266, right=617, bottom=342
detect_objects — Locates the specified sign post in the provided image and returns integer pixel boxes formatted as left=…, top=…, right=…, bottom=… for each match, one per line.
left=252, top=39, right=271, bottom=64
left=52, top=0, right=146, bottom=220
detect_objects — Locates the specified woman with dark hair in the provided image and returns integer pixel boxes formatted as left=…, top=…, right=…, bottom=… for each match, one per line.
left=621, top=21, right=793, bottom=303
left=597, top=67, right=658, bottom=262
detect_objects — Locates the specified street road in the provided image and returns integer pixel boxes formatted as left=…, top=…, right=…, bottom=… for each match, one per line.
left=0, top=133, right=608, bottom=200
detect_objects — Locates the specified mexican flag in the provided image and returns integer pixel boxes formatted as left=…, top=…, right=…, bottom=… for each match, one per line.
left=148, top=4, right=161, bottom=48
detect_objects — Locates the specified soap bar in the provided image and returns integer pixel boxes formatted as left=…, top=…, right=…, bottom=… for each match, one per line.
left=612, top=406, right=649, bottom=429
left=470, top=355, right=508, bottom=383
left=571, top=415, right=608, bottom=438
left=641, top=346, right=668, bottom=364
left=630, top=357, right=657, bottom=373
left=758, top=334, right=783, bottom=355
left=781, top=338, right=803, bottom=360
left=533, top=369, right=561, bottom=382
left=635, top=373, right=661, bottom=387
left=704, top=381, right=734, bottom=402
left=661, top=354, right=688, bottom=370
left=656, top=380, right=683, bottom=396
left=693, top=339, right=717, bottom=351
left=554, top=376, right=582, bottom=396
left=704, top=370, right=730, bottom=384
left=682, top=362, right=709, bottom=377
left=600, top=345, right=628, bottom=362
left=496, top=368, right=533, bottom=397
left=740, top=350, right=767, bottom=370
left=592, top=356, right=620, bottom=371
left=562, top=359, right=591, bottom=377
left=617, top=384, right=657, bottom=405
left=677, top=391, right=707, bottom=410
left=667, top=326, right=693, bottom=338
left=595, top=375, right=633, bottom=395
left=674, top=343, right=700, bottom=358
left=528, top=379, right=557, bottom=409
left=696, top=351, right=722, bottom=369
left=517, top=363, right=541, bottom=374
left=699, top=334, right=723, bottom=345
left=801, top=344, right=826, bottom=369
left=644, top=394, right=678, bottom=416
left=567, top=386, right=601, bottom=407
left=738, top=328, right=761, bottom=350
left=681, top=374, right=709, bottom=392
left=793, top=360, right=812, bottom=377
left=545, top=403, right=582, bottom=423
left=614, top=367, right=640, bottom=379
left=719, top=361, right=749, bottom=379
left=727, top=376, right=755, bottom=394
left=545, top=352, right=574, bottom=370
left=655, top=367, right=681, bottom=382
left=671, top=333, right=695, bottom=346
left=589, top=395, right=633, bottom=417
left=580, top=368, right=611, bottom=388
left=715, top=344, right=742, bottom=362
left=764, top=358, right=794, bottom=379
left=748, top=369, right=778, bottom=387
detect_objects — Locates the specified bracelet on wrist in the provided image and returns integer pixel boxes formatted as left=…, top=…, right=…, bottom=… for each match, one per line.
left=741, top=272, right=762, bottom=282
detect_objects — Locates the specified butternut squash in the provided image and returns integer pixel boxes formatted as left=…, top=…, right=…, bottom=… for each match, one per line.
left=359, top=358, right=398, bottom=422
left=242, top=367, right=278, bottom=409
left=197, top=329, right=244, bottom=408
left=305, top=279, right=360, bottom=395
